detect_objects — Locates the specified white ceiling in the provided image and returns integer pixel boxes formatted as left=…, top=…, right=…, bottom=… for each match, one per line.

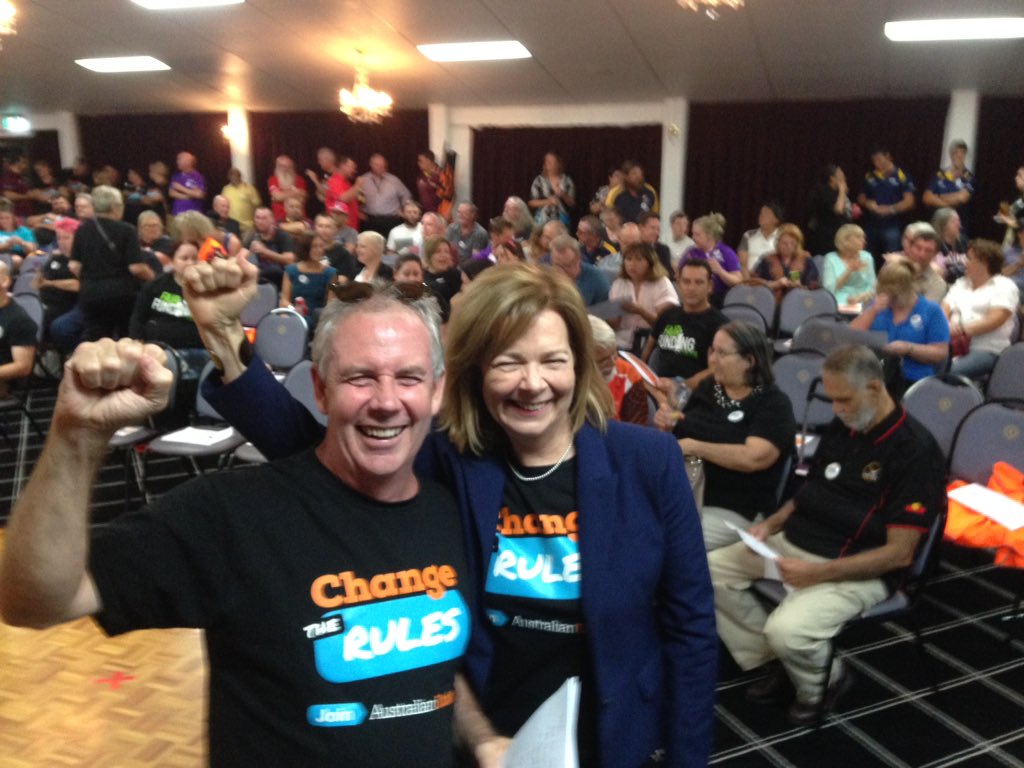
left=2, top=0, right=1024, bottom=115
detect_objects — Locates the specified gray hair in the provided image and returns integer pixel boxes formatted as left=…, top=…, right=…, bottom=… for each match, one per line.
left=550, top=234, right=580, bottom=260
left=91, top=185, right=123, bottom=215
left=930, top=208, right=957, bottom=237
left=823, top=344, right=884, bottom=390
left=137, top=210, right=162, bottom=228
left=357, top=230, right=385, bottom=254
left=311, top=287, right=445, bottom=381
left=588, top=315, right=617, bottom=352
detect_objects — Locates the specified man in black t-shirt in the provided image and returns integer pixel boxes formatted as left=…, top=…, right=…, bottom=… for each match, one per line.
left=643, top=258, right=726, bottom=390
left=244, top=206, right=295, bottom=288
left=708, top=345, right=944, bottom=726
left=0, top=281, right=470, bottom=767
left=0, top=261, right=37, bottom=397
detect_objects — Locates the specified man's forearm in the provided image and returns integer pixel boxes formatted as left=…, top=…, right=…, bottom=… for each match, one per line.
left=0, top=429, right=105, bottom=627
left=196, top=320, right=249, bottom=384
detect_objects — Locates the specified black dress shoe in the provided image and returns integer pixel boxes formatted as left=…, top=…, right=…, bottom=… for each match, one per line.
left=787, top=665, right=855, bottom=726
left=745, top=662, right=793, bottom=705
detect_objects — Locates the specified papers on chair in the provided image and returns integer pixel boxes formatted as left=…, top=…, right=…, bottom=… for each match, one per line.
left=725, top=522, right=794, bottom=592
left=161, top=426, right=235, bottom=446
left=587, top=300, right=624, bottom=320
left=837, top=302, right=862, bottom=315
left=114, top=425, right=145, bottom=439
left=794, top=433, right=819, bottom=452
left=501, top=677, right=580, bottom=768
left=948, top=483, right=1024, bottom=531
left=617, top=350, right=659, bottom=386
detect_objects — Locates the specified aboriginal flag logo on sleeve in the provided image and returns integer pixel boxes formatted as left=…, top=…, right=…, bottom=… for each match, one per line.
left=485, top=507, right=581, bottom=602
left=306, top=563, right=469, bottom=684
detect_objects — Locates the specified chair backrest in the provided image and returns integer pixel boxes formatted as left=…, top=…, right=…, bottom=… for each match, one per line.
left=789, top=315, right=845, bottom=356
left=283, top=359, right=328, bottom=426
left=195, top=361, right=228, bottom=421
left=903, top=374, right=984, bottom=459
left=240, top=282, right=279, bottom=327
left=253, top=307, right=308, bottom=371
left=721, top=303, right=768, bottom=334
left=772, top=351, right=831, bottom=427
left=12, top=292, right=44, bottom=344
left=11, top=271, right=38, bottom=295
left=949, top=401, right=1024, bottom=484
left=723, top=283, right=776, bottom=333
left=986, top=342, right=1024, bottom=401
left=776, top=288, right=838, bottom=338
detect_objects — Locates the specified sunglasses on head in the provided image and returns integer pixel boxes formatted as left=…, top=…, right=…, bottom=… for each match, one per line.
left=328, top=280, right=431, bottom=304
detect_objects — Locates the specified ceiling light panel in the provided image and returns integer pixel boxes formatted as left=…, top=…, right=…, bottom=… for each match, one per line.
left=417, top=40, right=531, bottom=62
left=75, top=56, right=171, bottom=73
left=132, top=0, right=244, bottom=9
left=885, top=17, right=1024, bottom=42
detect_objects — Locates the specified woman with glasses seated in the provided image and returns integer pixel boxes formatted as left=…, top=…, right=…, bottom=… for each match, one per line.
left=655, top=320, right=796, bottom=550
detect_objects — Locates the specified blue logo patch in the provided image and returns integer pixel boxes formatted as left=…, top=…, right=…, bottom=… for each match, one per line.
left=312, top=591, right=469, bottom=683
left=485, top=534, right=581, bottom=601
left=308, top=702, right=368, bottom=727
left=486, top=609, right=509, bottom=627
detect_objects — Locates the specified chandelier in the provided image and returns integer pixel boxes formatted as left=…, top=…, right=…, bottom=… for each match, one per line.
left=677, top=0, right=744, bottom=20
left=339, top=68, right=393, bottom=124
left=0, top=0, right=16, bottom=47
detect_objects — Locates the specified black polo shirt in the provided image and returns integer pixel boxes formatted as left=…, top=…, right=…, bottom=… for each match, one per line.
left=785, top=406, right=944, bottom=562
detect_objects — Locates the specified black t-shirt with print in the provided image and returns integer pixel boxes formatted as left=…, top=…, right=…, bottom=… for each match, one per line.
left=649, top=305, right=727, bottom=379
left=90, top=450, right=469, bottom=767
left=482, top=458, right=599, bottom=765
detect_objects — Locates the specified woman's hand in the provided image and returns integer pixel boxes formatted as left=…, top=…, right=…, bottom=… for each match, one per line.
left=654, top=403, right=681, bottom=432
left=474, top=736, right=513, bottom=768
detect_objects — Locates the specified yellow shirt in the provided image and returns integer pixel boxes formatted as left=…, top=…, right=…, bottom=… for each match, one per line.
left=221, top=182, right=261, bottom=231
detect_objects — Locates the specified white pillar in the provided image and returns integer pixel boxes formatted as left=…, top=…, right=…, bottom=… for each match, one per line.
left=22, top=110, right=81, bottom=167
left=427, top=103, right=449, bottom=162
left=660, top=97, right=689, bottom=239
left=941, top=89, right=980, bottom=168
left=224, top=108, right=253, bottom=183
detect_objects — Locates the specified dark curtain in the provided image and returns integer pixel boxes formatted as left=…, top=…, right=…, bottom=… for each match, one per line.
left=684, top=98, right=949, bottom=250
left=247, top=109, right=428, bottom=211
left=0, top=130, right=60, bottom=168
left=78, top=113, right=231, bottom=188
left=973, top=97, right=1024, bottom=242
left=471, top=125, right=662, bottom=224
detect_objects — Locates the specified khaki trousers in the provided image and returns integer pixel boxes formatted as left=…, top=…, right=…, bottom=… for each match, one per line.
left=708, top=533, right=888, bottom=703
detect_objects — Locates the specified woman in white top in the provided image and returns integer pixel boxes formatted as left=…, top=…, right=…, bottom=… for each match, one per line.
left=942, top=238, right=1020, bottom=379
left=609, top=242, right=679, bottom=351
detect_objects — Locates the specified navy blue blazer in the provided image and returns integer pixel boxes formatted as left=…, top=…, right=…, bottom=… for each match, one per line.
left=206, top=361, right=718, bottom=768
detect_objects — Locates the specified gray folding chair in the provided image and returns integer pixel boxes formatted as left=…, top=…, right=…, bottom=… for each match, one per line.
left=722, top=303, right=769, bottom=335
left=240, top=282, right=278, bottom=328
left=986, top=343, right=1024, bottom=401
left=724, top=283, right=776, bottom=334
left=12, top=292, right=44, bottom=345
left=774, top=288, right=838, bottom=353
left=948, top=401, right=1024, bottom=484
left=12, top=271, right=38, bottom=295
left=253, top=307, right=308, bottom=374
left=751, top=503, right=948, bottom=726
left=773, top=352, right=832, bottom=466
left=144, top=362, right=247, bottom=485
left=283, top=359, right=327, bottom=427
left=903, top=374, right=984, bottom=460
left=787, top=315, right=845, bottom=356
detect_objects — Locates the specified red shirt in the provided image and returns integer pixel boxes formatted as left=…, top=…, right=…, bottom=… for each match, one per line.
left=268, top=175, right=307, bottom=221
left=325, top=173, right=359, bottom=230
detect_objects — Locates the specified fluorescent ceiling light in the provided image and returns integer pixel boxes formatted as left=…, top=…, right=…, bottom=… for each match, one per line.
left=417, top=40, right=531, bottom=62
left=131, top=0, right=243, bottom=9
left=75, top=56, right=171, bottom=73
left=885, top=17, right=1024, bottom=41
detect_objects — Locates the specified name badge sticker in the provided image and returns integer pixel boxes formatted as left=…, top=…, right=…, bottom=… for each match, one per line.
left=824, top=462, right=841, bottom=480
left=728, top=410, right=744, bottom=423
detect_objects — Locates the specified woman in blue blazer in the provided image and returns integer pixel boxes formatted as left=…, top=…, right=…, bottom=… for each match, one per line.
left=203, top=265, right=717, bottom=767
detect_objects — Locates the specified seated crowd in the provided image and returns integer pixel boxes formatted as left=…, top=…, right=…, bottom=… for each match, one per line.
left=0, top=138, right=1021, bottom=751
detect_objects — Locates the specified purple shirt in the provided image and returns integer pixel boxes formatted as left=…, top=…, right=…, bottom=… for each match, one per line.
left=687, top=243, right=740, bottom=297
left=170, top=170, right=206, bottom=214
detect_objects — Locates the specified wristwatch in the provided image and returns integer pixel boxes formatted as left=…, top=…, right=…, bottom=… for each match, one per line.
left=208, top=335, right=253, bottom=372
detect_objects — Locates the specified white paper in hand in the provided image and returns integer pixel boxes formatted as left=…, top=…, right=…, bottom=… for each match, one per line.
left=501, top=677, right=580, bottom=768
left=724, top=521, right=794, bottom=593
